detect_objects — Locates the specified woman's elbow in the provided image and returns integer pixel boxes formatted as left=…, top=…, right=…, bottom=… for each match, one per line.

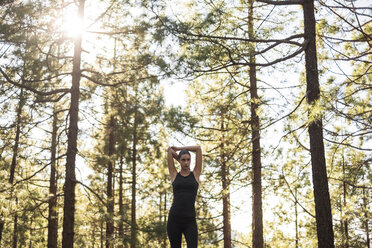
left=197, top=146, right=202, bottom=152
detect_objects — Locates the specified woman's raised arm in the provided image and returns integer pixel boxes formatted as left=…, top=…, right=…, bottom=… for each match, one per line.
left=172, top=145, right=202, bottom=183
left=167, top=147, right=178, bottom=182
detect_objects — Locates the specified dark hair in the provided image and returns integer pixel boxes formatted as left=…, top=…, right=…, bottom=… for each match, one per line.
left=178, top=150, right=191, bottom=160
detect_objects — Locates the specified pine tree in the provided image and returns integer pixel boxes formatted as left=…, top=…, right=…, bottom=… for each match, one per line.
left=47, top=104, right=60, bottom=248
left=302, top=1, right=334, bottom=246
left=61, top=1, right=85, bottom=246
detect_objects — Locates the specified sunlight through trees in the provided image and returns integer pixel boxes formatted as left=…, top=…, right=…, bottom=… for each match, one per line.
left=0, top=0, right=371, bottom=247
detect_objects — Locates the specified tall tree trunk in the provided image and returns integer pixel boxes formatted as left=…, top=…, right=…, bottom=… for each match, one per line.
left=159, top=190, right=162, bottom=245
left=221, top=121, right=232, bottom=248
left=48, top=105, right=59, bottom=248
left=130, top=106, right=138, bottom=248
left=9, top=87, right=24, bottom=184
left=0, top=219, right=3, bottom=244
left=221, top=159, right=232, bottom=248
left=295, top=188, right=299, bottom=248
left=302, top=1, right=334, bottom=247
left=62, top=1, right=85, bottom=247
left=9, top=86, right=24, bottom=248
left=12, top=198, right=18, bottom=248
left=118, top=156, right=124, bottom=248
left=248, top=1, right=263, bottom=247
left=363, top=184, right=370, bottom=248
left=118, top=84, right=128, bottom=248
left=101, top=220, right=104, bottom=248
left=342, top=157, right=349, bottom=248
left=106, top=116, right=115, bottom=248
left=29, top=215, right=33, bottom=247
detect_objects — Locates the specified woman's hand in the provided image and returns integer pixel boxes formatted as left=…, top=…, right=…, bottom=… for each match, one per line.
left=171, top=146, right=181, bottom=151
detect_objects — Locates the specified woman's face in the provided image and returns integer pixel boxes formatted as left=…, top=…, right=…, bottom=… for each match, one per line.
left=179, top=154, right=191, bottom=170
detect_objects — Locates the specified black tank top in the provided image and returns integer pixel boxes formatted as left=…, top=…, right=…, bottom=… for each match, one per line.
left=169, top=171, right=199, bottom=218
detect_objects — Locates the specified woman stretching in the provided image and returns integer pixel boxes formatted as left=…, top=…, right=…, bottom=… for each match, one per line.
left=167, top=145, right=202, bottom=248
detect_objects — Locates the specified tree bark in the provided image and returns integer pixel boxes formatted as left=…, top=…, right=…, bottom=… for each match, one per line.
left=221, top=160, right=232, bottom=248
left=62, top=1, right=85, bottom=247
left=101, top=220, right=104, bottom=248
left=106, top=116, right=115, bottom=248
left=302, top=1, right=335, bottom=247
left=9, top=87, right=24, bottom=184
left=118, top=156, right=124, bottom=248
left=295, top=188, right=299, bottom=248
left=131, top=105, right=138, bottom=248
left=342, top=158, right=349, bottom=248
left=9, top=85, right=24, bottom=248
left=0, top=219, right=4, bottom=244
left=221, top=121, right=232, bottom=248
left=48, top=105, right=59, bottom=248
left=248, top=1, right=263, bottom=247
left=12, top=198, right=18, bottom=248
left=363, top=186, right=370, bottom=248
left=29, top=216, right=33, bottom=247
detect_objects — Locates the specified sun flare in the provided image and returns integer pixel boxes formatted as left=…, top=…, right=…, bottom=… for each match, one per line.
left=60, top=15, right=85, bottom=38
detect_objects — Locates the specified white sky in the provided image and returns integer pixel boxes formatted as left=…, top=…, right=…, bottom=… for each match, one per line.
left=161, top=80, right=188, bottom=107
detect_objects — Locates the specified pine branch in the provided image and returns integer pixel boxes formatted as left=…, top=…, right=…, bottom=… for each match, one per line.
left=329, top=176, right=372, bottom=189
left=0, top=67, right=70, bottom=96
left=81, top=73, right=157, bottom=87
left=282, top=171, right=315, bottom=218
left=256, top=0, right=304, bottom=5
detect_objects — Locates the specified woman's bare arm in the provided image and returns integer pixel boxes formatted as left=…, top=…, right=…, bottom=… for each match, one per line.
left=172, top=145, right=202, bottom=183
left=167, top=147, right=178, bottom=182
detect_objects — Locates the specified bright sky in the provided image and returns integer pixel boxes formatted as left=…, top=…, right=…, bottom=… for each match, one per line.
left=161, top=80, right=188, bottom=107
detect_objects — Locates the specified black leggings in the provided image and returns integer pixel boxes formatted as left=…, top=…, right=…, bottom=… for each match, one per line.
left=167, top=214, right=198, bottom=248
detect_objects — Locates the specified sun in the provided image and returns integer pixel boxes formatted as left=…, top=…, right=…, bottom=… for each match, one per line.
left=53, top=2, right=86, bottom=39
left=60, top=14, right=85, bottom=38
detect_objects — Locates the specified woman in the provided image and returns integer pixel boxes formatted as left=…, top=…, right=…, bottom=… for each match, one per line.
left=166, top=145, right=202, bottom=248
